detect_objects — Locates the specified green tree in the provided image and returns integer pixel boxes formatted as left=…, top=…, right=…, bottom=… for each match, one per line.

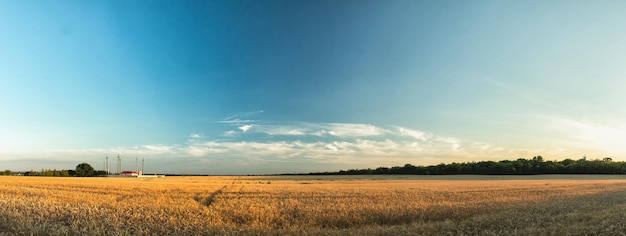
left=76, top=163, right=95, bottom=177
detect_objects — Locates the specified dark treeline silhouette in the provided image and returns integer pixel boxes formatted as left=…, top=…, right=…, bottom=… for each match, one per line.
left=24, top=169, right=75, bottom=177
left=24, top=169, right=109, bottom=177
left=22, top=163, right=106, bottom=177
left=305, top=156, right=626, bottom=175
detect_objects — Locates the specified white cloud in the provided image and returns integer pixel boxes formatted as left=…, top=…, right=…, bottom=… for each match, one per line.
left=222, top=130, right=237, bottom=137
left=2, top=138, right=539, bottom=175
left=186, top=142, right=228, bottom=157
left=0, top=121, right=562, bottom=175
left=452, top=143, right=460, bottom=151
left=436, top=137, right=461, bottom=151
left=175, top=122, right=542, bottom=170
left=238, top=125, right=253, bottom=133
left=217, top=119, right=256, bottom=124
left=253, top=125, right=307, bottom=136
left=312, top=130, right=329, bottom=136
left=325, top=143, right=338, bottom=152
left=238, top=122, right=387, bottom=138
left=394, top=126, right=429, bottom=141
left=141, top=145, right=175, bottom=154
left=323, top=123, right=385, bottom=137
left=220, top=110, right=264, bottom=124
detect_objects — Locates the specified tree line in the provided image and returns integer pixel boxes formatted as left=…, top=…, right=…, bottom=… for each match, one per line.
left=306, top=156, right=626, bottom=175
left=18, top=163, right=106, bottom=177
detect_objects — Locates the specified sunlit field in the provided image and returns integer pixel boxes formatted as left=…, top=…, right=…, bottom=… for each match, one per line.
left=1, top=175, right=626, bottom=235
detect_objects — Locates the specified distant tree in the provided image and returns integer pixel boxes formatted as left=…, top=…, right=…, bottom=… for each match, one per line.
left=373, top=167, right=390, bottom=174
left=2, top=170, right=9, bottom=176
left=76, top=163, right=95, bottom=177
left=310, top=156, right=626, bottom=176
left=561, top=158, right=575, bottom=166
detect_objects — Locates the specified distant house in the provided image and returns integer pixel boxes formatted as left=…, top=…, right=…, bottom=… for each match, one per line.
left=121, top=171, right=138, bottom=176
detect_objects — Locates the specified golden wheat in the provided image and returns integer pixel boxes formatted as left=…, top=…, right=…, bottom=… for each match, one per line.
left=0, top=175, right=625, bottom=235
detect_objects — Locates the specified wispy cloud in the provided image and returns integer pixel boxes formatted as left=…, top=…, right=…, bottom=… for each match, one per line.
left=238, top=125, right=253, bottom=133
left=220, top=110, right=264, bottom=123
left=1, top=121, right=568, bottom=175
left=393, top=126, right=430, bottom=141
left=217, top=119, right=256, bottom=124
left=222, top=130, right=237, bottom=137
left=254, top=125, right=308, bottom=136
left=218, top=113, right=389, bottom=139
left=538, top=115, right=626, bottom=155
left=321, top=123, right=385, bottom=137
left=241, top=122, right=387, bottom=138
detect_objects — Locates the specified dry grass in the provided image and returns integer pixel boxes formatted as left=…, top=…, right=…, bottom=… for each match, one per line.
left=1, top=175, right=626, bottom=235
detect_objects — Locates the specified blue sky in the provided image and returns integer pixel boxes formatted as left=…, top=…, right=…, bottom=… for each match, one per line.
left=1, top=1, right=626, bottom=174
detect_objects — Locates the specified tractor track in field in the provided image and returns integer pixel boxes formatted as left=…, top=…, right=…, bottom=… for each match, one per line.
left=195, top=180, right=237, bottom=207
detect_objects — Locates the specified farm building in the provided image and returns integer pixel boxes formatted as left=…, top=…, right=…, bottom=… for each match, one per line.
left=120, top=171, right=138, bottom=176
left=105, top=156, right=164, bottom=178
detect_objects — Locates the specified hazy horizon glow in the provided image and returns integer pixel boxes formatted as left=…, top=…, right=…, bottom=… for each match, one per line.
left=2, top=1, right=626, bottom=174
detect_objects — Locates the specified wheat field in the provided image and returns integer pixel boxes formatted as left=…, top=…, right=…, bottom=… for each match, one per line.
left=1, top=175, right=626, bottom=235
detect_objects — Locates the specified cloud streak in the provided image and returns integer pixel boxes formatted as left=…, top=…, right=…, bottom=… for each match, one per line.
left=1, top=117, right=580, bottom=175
left=1, top=121, right=556, bottom=175
left=219, top=110, right=265, bottom=124
left=239, top=122, right=388, bottom=138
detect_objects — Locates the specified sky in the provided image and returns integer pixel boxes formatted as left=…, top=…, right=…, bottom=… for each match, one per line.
left=1, top=0, right=626, bottom=174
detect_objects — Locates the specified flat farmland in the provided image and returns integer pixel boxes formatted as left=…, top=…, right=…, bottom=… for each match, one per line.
left=1, top=175, right=626, bottom=235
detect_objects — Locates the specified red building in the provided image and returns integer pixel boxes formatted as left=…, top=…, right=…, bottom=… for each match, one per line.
left=120, top=171, right=138, bottom=176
